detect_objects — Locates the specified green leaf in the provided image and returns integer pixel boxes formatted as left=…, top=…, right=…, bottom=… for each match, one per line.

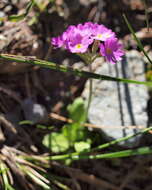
left=64, top=158, right=72, bottom=166
left=62, top=123, right=86, bottom=144
left=60, top=97, right=87, bottom=144
left=42, top=132, right=70, bottom=153
left=67, top=97, right=86, bottom=123
left=74, top=141, right=91, bottom=152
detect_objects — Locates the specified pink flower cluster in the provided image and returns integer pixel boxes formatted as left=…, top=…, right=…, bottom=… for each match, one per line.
left=51, top=22, right=124, bottom=64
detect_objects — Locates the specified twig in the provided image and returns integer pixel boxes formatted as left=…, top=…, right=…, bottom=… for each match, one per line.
left=49, top=112, right=146, bottom=130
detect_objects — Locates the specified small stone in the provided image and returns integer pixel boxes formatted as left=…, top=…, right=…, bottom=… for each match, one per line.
left=83, top=50, right=148, bottom=147
left=22, top=98, right=48, bottom=124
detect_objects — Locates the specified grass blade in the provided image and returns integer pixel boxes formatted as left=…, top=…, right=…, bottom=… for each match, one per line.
left=48, top=146, right=152, bottom=161
left=39, top=127, right=152, bottom=161
left=83, top=146, right=152, bottom=159
left=0, top=54, right=152, bottom=86
left=91, top=126, right=152, bottom=152
left=123, top=14, right=152, bottom=64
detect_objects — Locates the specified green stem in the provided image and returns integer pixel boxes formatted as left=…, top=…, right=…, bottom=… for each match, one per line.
left=91, top=126, right=152, bottom=152
left=46, top=126, right=152, bottom=160
left=46, top=146, right=152, bottom=161
left=22, top=146, right=152, bottom=161
left=86, top=63, right=93, bottom=118
left=0, top=54, right=152, bottom=86
left=21, top=127, right=152, bottom=161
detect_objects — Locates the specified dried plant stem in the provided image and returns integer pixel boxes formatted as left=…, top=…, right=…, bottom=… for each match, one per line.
left=49, top=112, right=146, bottom=130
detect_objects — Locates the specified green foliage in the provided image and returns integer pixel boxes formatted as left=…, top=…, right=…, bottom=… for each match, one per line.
left=44, top=127, right=152, bottom=161
left=42, top=97, right=91, bottom=153
left=43, top=132, right=69, bottom=153
left=74, top=141, right=91, bottom=152
left=67, top=97, right=86, bottom=123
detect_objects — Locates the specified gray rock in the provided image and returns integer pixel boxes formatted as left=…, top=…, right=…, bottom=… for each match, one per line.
left=22, top=98, right=48, bottom=124
left=83, top=50, right=148, bottom=147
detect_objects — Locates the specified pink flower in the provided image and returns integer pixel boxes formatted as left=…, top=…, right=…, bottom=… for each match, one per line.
left=51, top=23, right=94, bottom=53
left=66, top=34, right=92, bottom=53
left=66, top=25, right=93, bottom=53
left=92, top=24, right=115, bottom=41
left=77, top=22, right=95, bottom=36
left=51, top=36, right=63, bottom=48
left=100, top=38, right=124, bottom=64
left=51, top=22, right=124, bottom=59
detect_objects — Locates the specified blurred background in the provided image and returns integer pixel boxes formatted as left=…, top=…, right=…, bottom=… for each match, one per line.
left=0, top=0, right=152, bottom=190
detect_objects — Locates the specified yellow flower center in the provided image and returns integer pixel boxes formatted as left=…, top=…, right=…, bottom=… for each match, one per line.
left=97, top=34, right=102, bottom=39
left=76, top=44, right=83, bottom=49
left=106, top=48, right=112, bottom=55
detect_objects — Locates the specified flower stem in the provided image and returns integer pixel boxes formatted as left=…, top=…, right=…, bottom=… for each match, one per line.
left=86, top=63, right=93, bottom=118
